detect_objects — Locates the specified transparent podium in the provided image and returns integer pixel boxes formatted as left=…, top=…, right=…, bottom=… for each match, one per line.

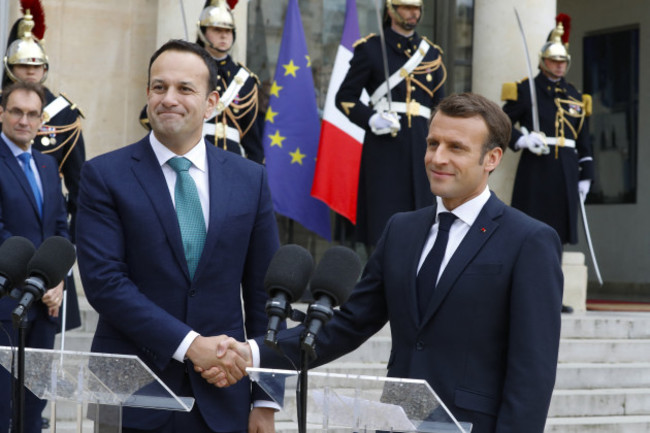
left=248, top=368, right=472, bottom=433
left=0, top=346, right=194, bottom=433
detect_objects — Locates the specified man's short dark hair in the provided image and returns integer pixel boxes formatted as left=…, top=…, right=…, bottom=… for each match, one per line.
left=147, top=39, right=218, bottom=93
left=1, top=81, right=46, bottom=111
left=431, top=93, right=511, bottom=160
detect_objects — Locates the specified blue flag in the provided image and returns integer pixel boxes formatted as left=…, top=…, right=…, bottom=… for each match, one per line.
left=263, top=0, right=331, bottom=240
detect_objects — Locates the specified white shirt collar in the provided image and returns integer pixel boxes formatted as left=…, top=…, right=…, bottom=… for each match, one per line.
left=435, top=185, right=491, bottom=227
left=1, top=132, right=32, bottom=157
left=148, top=132, right=207, bottom=173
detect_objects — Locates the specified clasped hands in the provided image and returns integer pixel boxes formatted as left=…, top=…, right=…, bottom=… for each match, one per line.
left=186, top=335, right=252, bottom=388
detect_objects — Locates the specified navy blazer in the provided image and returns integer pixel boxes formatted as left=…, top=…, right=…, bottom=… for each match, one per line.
left=0, top=138, right=69, bottom=321
left=76, top=136, right=280, bottom=431
left=262, top=193, right=563, bottom=433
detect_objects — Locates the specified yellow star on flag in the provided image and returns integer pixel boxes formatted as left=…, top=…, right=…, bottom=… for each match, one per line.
left=265, top=106, right=278, bottom=123
left=289, top=147, right=307, bottom=165
left=305, top=55, right=312, bottom=67
left=268, top=130, right=286, bottom=148
left=283, top=59, right=300, bottom=77
left=269, top=81, right=283, bottom=98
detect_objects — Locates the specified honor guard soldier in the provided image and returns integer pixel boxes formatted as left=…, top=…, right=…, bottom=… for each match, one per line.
left=139, top=0, right=264, bottom=163
left=502, top=15, right=593, bottom=313
left=336, top=0, right=446, bottom=248
left=2, top=3, right=83, bottom=331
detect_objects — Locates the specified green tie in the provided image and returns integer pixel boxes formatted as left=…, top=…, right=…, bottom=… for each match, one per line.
left=167, top=157, right=206, bottom=279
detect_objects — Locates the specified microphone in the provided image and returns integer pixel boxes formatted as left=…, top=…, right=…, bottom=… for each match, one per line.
left=264, top=244, right=314, bottom=349
left=302, top=246, right=361, bottom=358
left=12, top=236, right=76, bottom=323
left=0, top=237, right=36, bottom=298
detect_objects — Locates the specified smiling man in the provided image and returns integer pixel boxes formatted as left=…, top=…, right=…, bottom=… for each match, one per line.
left=76, top=40, right=280, bottom=433
left=210, top=93, right=564, bottom=433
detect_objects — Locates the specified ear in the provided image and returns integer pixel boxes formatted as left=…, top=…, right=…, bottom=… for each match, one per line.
left=484, top=146, right=503, bottom=173
left=204, top=90, right=219, bottom=120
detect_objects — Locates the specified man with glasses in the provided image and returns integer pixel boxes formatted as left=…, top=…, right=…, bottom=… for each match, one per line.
left=0, top=81, right=70, bottom=433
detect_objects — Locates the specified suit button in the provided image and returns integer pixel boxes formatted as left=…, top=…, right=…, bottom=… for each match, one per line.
left=416, top=341, right=424, bottom=351
left=189, top=289, right=197, bottom=297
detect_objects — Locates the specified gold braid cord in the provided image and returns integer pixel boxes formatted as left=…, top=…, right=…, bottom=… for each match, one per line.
left=36, top=117, right=82, bottom=175
left=216, top=83, right=259, bottom=151
left=553, top=96, right=586, bottom=159
left=403, top=55, right=446, bottom=127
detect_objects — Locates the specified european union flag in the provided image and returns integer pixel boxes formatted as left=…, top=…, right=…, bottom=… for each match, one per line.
left=263, top=0, right=331, bottom=240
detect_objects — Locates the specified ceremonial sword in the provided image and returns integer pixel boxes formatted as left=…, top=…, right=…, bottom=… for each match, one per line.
left=514, top=8, right=540, bottom=132
left=579, top=197, right=603, bottom=286
left=374, top=0, right=393, bottom=113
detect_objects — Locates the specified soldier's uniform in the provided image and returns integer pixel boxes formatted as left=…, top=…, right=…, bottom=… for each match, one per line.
left=336, top=28, right=445, bottom=247
left=502, top=19, right=593, bottom=245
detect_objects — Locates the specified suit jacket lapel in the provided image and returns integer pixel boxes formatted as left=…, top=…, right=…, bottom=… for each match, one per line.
left=130, top=138, right=188, bottom=277
left=0, top=139, right=41, bottom=219
left=420, top=194, right=504, bottom=326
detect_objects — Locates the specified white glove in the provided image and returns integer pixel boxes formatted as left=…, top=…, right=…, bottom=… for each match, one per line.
left=578, top=179, right=591, bottom=203
left=515, top=127, right=550, bottom=155
left=369, top=111, right=401, bottom=136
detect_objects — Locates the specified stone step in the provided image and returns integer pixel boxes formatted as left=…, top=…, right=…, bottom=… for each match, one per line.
left=556, top=363, right=650, bottom=389
left=560, top=312, right=650, bottom=339
left=545, top=415, right=650, bottom=433
left=549, top=388, right=650, bottom=417
left=558, top=339, right=650, bottom=363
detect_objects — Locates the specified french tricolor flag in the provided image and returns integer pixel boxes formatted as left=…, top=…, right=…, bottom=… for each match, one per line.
left=311, top=0, right=365, bottom=224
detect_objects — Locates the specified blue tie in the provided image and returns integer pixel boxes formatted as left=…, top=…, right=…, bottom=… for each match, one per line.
left=416, top=212, right=457, bottom=317
left=17, top=152, right=43, bottom=217
left=167, top=157, right=206, bottom=279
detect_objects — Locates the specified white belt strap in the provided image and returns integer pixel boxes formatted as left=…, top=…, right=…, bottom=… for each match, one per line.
left=208, top=67, right=250, bottom=120
left=370, top=39, right=430, bottom=106
left=43, top=96, right=70, bottom=120
left=203, top=122, right=241, bottom=143
left=546, top=137, right=576, bottom=148
left=373, top=99, right=431, bottom=119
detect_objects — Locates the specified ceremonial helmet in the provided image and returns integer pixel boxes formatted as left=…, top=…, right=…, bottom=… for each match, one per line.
left=197, top=0, right=236, bottom=50
left=539, top=14, right=572, bottom=74
left=385, top=0, right=423, bottom=30
left=3, top=7, right=49, bottom=85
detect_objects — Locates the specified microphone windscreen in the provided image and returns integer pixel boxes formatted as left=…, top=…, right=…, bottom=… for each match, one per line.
left=0, top=236, right=36, bottom=285
left=310, top=246, right=361, bottom=306
left=264, top=244, right=314, bottom=302
left=27, top=236, right=76, bottom=287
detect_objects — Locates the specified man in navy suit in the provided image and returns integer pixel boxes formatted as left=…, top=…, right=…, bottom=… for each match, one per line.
left=76, top=40, right=279, bottom=433
left=208, top=93, right=563, bottom=433
left=0, top=81, right=70, bottom=433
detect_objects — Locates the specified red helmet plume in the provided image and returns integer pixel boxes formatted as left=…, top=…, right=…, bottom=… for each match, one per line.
left=20, top=0, right=46, bottom=40
left=555, top=13, right=571, bottom=45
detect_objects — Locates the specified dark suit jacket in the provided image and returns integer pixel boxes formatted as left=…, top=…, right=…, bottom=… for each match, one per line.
left=76, top=136, right=280, bottom=431
left=0, top=137, right=69, bottom=321
left=262, top=193, right=563, bottom=433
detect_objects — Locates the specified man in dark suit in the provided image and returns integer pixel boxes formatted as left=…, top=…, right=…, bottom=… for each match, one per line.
left=0, top=81, right=70, bottom=433
left=207, top=93, right=563, bottom=433
left=76, top=40, right=279, bottom=433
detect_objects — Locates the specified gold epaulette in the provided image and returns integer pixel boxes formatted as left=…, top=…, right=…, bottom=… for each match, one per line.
left=60, top=92, right=86, bottom=119
left=237, top=62, right=261, bottom=86
left=139, top=116, right=151, bottom=131
left=501, top=82, right=518, bottom=101
left=421, top=36, right=443, bottom=54
left=353, top=33, right=377, bottom=48
left=583, top=94, right=592, bottom=116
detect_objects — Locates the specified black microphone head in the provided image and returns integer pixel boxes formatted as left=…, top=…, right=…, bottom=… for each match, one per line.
left=27, top=236, right=76, bottom=287
left=310, top=246, right=361, bottom=306
left=264, top=244, right=314, bottom=302
left=0, top=236, right=36, bottom=286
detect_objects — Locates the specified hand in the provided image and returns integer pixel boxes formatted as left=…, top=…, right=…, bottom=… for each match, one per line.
left=369, top=111, right=401, bottom=135
left=186, top=335, right=249, bottom=386
left=578, top=179, right=591, bottom=203
left=41, top=281, right=64, bottom=317
left=195, top=338, right=253, bottom=387
left=248, top=407, right=276, bottom=433
left=516, top=127, right=549, bottom=155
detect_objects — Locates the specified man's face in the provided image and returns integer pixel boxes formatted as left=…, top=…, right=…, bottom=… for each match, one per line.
left=205, top=27, right=234, bottom=56
left=543, top=58, right=567, bottom=79
left=391, top=5, right=421, bottom=31
left=0, top=89, right=43, bottom=151
left=146, top=50, right=218, bottom=153
left=424, top=112, right=502, bottom=210
left=11, top=64, right=46, bottom=83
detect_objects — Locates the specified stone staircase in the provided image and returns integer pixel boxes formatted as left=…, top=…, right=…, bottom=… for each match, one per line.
left=44, top=299, right=650, bottom=432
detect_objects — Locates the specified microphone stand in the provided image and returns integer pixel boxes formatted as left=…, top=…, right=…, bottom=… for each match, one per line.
left=12, top=313, right=29, bottom=433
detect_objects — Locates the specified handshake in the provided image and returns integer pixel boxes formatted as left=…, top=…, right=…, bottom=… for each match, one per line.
left=186, top=335, right=253, bottom=388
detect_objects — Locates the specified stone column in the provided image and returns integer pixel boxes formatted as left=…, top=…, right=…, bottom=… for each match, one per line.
left=472, top=0, right=555, bottom=204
